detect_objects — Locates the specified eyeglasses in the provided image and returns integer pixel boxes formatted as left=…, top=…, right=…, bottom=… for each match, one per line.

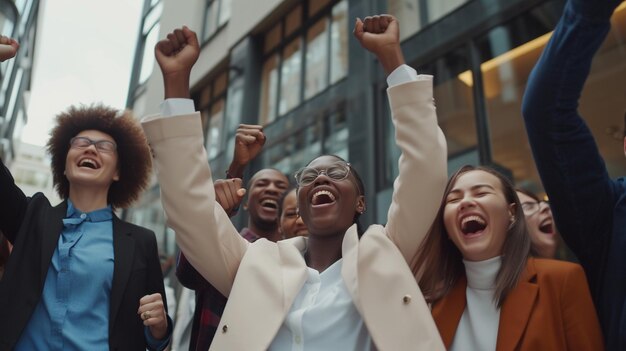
left=521, top=200, right=549, bottom=215
left=294, top=162, right=351, bottom=187
left=70, top=136, right=117, bottom=153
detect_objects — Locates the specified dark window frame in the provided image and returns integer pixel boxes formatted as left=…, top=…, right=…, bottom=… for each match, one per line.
left=258, top=0, right=348, bottom=124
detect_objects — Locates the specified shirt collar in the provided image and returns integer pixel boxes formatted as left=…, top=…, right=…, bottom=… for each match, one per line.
left=240, top=227, right=261, bottom=242
left=66, top=199, right=113, bottom=223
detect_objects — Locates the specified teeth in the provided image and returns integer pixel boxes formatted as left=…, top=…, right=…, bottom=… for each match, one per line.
left=261, top=199, right=278, bottom=207
left=461, top=215, right=485, bottom=226
left=312, top=190, right=335, bottom=203
left=78, top=158, right=97, bottom=168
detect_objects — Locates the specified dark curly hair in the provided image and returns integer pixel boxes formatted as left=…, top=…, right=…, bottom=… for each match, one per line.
left=47, top=104, right=152, bottom=209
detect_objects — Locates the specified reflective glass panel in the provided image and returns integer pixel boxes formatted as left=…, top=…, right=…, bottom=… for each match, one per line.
left=330, top=0, right=348, bottom=84
left=477, top=2, right=564, bottom=190
left=305, top=18, right=329, bottom=99
left=279, top=39, right=303, bottom=115
left=387, top=0, right=420, bottom=40
left=260, top=54, right=279, bottom=124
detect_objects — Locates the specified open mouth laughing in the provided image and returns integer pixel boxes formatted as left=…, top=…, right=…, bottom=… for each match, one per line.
left=261, top=198, right=278, bottom=209
left=311, top=189, right=336, bottom=206
left=460, top=214, right=487, bottom=237
left=77, top=157, right=100, bottom=170
left=539, top=218, right=554, bottom=235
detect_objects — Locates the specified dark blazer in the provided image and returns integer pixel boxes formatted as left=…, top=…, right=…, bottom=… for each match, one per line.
left=521, top=0, right=626, bottom=349
left=0, top=160, right=170, bottom=351
left=432, top=258, right=604, bottom=350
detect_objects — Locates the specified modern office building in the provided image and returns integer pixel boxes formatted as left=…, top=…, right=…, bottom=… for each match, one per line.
left=9, top=141, right=60, bottom=204
left=0, top=0, right=39, bottom=164
left=126, top=0, right=626, bottom=253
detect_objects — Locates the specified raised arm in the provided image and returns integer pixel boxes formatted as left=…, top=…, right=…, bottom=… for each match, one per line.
left=144, top=27, right=248, bottom=297
left=0, top=35, right=19, bottom=62
left=521, top=0, right=623, bottom=274
left=176, top=178, right=246, bottom=289
left=0, top=159, right=29, bottom=243
left=354, top=15, right=447, bottom=262
left=226, top=124, right=266, bottom=179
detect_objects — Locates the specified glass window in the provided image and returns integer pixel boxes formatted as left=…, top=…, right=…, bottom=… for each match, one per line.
left=323, top=108, right=349, bottom=160
left=143, top=2, right=163, bottom=33
left=388, top=0, right=421, bottom=41
left=305, top=18, right=329, bottom=99
left=381, top=46, right=476, bottom=188
left=0, top=13, right=14, bottom=38
left=387, top=0, right=470, bottom=40
left=263, top=109, right=347, bottom=175
left=138, top=23, right=161, bottom=85
left=203, top=0, right=231, bottom=41
left=279, top=39, right=303, bottom=115
left=203, top=1, right=218, bottom=39
left=426, top=0, right=468, bottom=23
left=205, top=99, right=224, bottom=160
left=137, top=1, right=163, bottom=86
left=477, top=2, right=566, bottom=190
left=218, top=0, right=232, bottom=26
left=260, top=54, right=279, bottom=124
left=260, top=0, right=349, bottom=123
left=330, top=0, right=348, bottom=84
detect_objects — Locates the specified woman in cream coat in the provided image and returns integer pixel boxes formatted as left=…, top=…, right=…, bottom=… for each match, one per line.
left=143, top=16, right=446, bottom=351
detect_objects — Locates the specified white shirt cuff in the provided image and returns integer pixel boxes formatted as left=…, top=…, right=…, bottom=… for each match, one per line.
left=386, top=64, right=430, bottom=87
left=160, top=98, right=195, bottom=117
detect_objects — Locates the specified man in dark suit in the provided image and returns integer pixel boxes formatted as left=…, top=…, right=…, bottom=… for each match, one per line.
left=522, top=0, right=626, bottom=348
left=0, top=48, right=172, bottom=349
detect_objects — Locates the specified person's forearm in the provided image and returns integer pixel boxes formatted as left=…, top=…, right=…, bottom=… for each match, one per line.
left=377, top=44, right=405, bottom=76
left=163, top=73, right=190, bottom=99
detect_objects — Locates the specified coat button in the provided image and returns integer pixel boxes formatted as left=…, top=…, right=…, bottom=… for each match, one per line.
left=403, top=295, right=411, bottom=304
left=222, top=324, right=228, bottom=333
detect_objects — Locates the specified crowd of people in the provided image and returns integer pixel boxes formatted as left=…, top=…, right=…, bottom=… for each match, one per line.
left=0, top=0, right=624, bottom=349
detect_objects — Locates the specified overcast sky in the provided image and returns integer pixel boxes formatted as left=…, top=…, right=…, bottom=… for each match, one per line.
left=21, top=0, right=143, bottom=146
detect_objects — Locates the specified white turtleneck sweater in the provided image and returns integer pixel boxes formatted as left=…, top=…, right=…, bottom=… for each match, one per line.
left=450, top=256, right=502, bottom=351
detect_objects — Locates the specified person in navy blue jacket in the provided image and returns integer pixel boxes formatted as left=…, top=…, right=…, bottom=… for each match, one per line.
left=522, top=0, right=625, bottom=348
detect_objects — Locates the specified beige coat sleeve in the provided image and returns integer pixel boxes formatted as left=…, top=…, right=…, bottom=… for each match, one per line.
left=142, top=113, right=248, bottom=297
left=383, top=78, right=448, bottom=263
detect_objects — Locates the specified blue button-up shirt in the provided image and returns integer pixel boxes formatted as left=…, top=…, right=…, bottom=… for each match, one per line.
left=15, top=200, right=114, bottom=350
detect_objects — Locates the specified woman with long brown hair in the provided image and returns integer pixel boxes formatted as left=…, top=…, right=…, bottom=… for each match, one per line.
left=412, top=165, right=603, bottom=350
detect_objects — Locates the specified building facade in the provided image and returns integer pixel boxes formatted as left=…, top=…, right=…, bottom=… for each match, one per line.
left=0, top=0, right=39, bottom=164
left=8, top=141, right=60, bottom=204
left=126, top=0, right=626, bottom=253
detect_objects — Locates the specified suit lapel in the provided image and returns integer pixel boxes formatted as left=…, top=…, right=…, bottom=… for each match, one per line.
left=340, top=224, right=359, bottom=300
left=496, top=259, right=538, bottom=351
left=109, top=216, right=135, bottom=327
left=40, top=202, right=67, bottom=282
left=432, top=276, right=467, bottom=349
left=277, top=237, right=309, bottom=312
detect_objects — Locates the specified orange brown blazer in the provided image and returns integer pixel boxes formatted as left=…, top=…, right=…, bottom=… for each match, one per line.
left=142, top=78, right=447, bottom=351
left=432, top=257, right=604, bottom=350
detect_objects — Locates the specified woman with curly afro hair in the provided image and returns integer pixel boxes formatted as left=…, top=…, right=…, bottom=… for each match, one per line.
left=0, top=104, right=172, bottom=350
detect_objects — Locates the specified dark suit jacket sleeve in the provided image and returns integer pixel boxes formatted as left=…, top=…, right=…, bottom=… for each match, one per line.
left=561, top=264, right=604, bottom=349
left=0, top=158, right=29, bottom=244
left=176, top=250, right=210, bottom=290
left=521, top=1, right=618, bottom=284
